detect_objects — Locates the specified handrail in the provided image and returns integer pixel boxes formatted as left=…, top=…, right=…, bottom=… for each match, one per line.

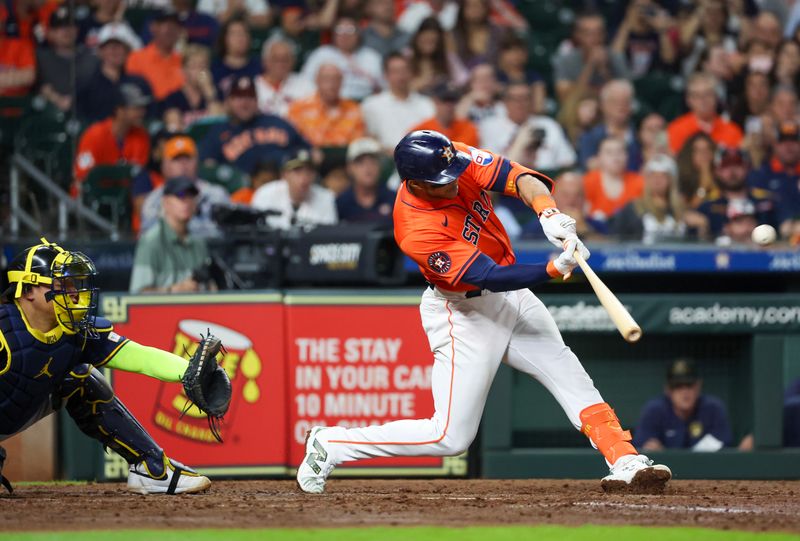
left=10, top=153, right=119, bottom=240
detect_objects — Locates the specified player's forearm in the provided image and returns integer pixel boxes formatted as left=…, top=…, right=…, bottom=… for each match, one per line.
left=517, top=174, right=556, bottom=215
left=462, top=253, right=559, bottom=292
left=105, top=341, right=189, bottom=382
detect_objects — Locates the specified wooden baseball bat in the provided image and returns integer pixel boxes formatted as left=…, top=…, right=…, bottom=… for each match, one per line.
left=574, top=252, right=642, bottom=343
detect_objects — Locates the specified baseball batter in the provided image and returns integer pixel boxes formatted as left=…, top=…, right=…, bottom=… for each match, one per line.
left=297, top=130, right=671, bottom=493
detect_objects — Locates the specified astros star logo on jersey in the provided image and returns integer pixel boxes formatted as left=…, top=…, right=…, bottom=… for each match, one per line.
left=427, top=252, right=452, bottom=274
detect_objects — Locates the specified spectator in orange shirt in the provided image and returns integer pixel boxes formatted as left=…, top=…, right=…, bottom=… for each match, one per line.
left=0, top=34, right=35, bottom=96
left=583, top=136, right=644, bottom=221
left=73, top=83, right=151, bottom=200
left=287, top=63, right=365, bottom=149
left=411, top=82, right=479, bottom=147
left=125, top=8, right=184, bottom=101
left=667, top=72, right=743, bottom=154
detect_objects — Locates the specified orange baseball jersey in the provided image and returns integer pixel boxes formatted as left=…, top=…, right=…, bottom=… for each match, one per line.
left=394, top=142, right=553, bottom=292
left=73, top=118, right=150, bottom=186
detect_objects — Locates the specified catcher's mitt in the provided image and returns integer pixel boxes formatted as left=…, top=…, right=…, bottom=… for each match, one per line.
left=181, top=332, right=232, bottom=442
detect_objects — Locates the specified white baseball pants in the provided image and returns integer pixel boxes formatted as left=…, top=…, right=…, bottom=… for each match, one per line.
left=324, top=287, right=604, bottom=463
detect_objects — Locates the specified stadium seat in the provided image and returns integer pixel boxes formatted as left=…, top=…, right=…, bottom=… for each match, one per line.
left=0, top=96, right=32, bottom=152
left=82, top=164, right=136, bottom=231
left=633, top=71, right=686, bottom=120
left=198, top=163, right=247, bottom=193
left=187, top=116, right=226, bottom=145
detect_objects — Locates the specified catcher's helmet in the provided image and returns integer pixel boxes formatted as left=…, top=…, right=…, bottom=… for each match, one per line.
left=4, top=238, right=99, bottom=335
left=394, top=130, right=471, bottom=185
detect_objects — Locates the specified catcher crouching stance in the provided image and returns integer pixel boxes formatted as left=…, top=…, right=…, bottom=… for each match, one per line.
left=298, top=131, right=672, bottom=494
left=0, top=239, right=231, bottom=495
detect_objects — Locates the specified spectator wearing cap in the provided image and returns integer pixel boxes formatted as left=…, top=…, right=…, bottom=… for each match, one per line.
left=582, top=136, right=643, bottom=222
left=73, top=83, right=151, bottom=195
left=287, top=64, right=365, bottom=150
left=36, top=7, right=99, bottom=112
left=633, top=359, right=733, bottom=452
left=77, top=0, right=126, bottom=48
left=336, top=138, right=394, bottom=225
left=361, top=0, right=410, bottom=58
left=161, top=44, right=223, bottom=131
left=138, top=0, right=219, bottom=48
left=667, top=73, right=743, bottom=155
left=609, top=154, right=691, bottom=244
left=577, top=79, right=641, bottom=173
left=410, top=83, right=478, bottom=147
left=140, top=134, right=230, bottom=237
left=196, top=0, right=270, bottom=28
left=130, top=177, right=214, bottom=294
left=480, top=82, right=576, bottom=173
left=199, top=74, right=310, bottom=176
left=361, top=52, right=434, bottom=152
left=300, top=16, right=384, bottom=101
left=748, top=121, right=800, bottom=197
left=125, top=8, right=184, bottom=100
left=255, top=38, right=315, bottom=117
left=211, top=17, right=261, bottom=98
left=696, top=146, right=777, bottom=240
left=251, top=149, right=338, bottom=230
left=76, top=22, right=152, bottom=123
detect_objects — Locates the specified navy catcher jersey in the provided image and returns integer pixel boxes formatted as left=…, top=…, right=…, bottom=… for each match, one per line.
left=0, top=302, right=129, bottom=435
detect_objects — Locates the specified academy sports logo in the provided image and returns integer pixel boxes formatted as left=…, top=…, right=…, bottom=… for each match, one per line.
left=427, top=252, right=452, bottom=274
left=469, top=147, right=494, bottom=166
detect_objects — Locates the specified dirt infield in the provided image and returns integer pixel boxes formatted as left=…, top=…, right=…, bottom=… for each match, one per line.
left=3, top=479, right=800, bottom=533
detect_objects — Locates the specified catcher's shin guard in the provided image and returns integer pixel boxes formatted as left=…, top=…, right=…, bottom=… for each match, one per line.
left=56, top=364, right=168, bottom=477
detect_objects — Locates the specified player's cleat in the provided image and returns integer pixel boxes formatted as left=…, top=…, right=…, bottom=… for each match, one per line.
left=297, top=427, right=336, bottom=494
left=601, top=454, right=671, bottom=493
left=127, top=455, right=211, bottom=495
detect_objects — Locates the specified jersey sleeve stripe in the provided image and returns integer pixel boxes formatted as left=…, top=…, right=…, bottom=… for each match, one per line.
left=450, top=248, right=481, bottom=286
left=94, top=339, right=131, bottom=368
left=488, top=158, right=512, bottom=192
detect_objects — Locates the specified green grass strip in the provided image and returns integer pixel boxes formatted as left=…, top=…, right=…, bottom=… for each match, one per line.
left=4, top=525, right=799, bottom=541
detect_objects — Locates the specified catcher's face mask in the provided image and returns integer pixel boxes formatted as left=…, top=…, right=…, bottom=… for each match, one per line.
left=7, top=238, right=99, bottom=335
left=48, top=251, right=99, bottom=335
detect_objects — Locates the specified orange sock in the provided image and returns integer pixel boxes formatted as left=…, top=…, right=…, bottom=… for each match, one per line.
left=579, top=402, right=637, bottom=465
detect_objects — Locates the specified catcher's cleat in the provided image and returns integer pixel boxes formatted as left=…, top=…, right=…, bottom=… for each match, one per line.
left=127, top=455, right=210, bottom=495
left=297, top=427, right=336, bottom=494
left=601, top=454, right=671, bottom=494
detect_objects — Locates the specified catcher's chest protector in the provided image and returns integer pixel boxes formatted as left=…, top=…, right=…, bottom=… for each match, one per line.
left=0, top=303, right=83, bottom=435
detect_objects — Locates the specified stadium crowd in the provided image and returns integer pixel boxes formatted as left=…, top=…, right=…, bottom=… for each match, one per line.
left=4, top=0, right=800, bottom=247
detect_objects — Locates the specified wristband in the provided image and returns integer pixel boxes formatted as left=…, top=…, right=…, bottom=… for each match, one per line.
left=533, top=195, right=558, bottom=216
left=545, top=260, right=561, bottom=278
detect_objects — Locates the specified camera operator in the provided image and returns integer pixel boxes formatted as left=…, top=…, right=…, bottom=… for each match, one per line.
left=130, top=177, right=217, bottom=294
left=479, top=82, right=576, bottom=172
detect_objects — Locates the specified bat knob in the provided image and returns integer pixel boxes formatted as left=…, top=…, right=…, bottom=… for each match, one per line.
left=625, top=327, right=643, bottom=343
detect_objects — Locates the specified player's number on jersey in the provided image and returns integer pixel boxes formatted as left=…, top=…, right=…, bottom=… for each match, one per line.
left=462, top=215, right=481, bottom=246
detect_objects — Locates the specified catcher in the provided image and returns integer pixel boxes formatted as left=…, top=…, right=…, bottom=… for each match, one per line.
left=0, top=239, right=231, bottom=495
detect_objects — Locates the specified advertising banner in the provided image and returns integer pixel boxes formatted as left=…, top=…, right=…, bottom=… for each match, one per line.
left=542, top=294, right=800, bottom=334
left=284, top=292, right=467, bottom=476
left=101, top=293, right=287, bottom=478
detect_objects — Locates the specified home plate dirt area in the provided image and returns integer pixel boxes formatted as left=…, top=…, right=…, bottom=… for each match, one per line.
left=2, top=479, right=800, bottom=533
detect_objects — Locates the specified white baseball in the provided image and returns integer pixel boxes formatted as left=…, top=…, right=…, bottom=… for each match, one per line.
left=752, top=224, right=777, bottom=246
